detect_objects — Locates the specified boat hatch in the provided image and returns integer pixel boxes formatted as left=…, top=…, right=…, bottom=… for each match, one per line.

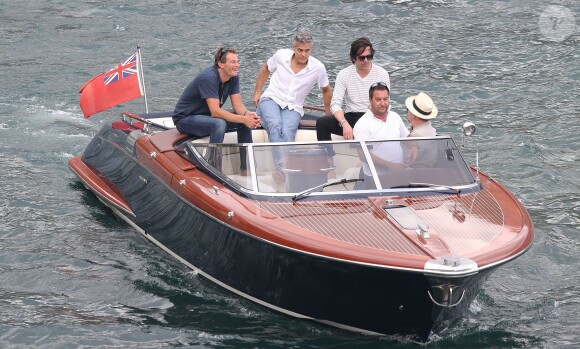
left=383, top=204, right=428, bottom=231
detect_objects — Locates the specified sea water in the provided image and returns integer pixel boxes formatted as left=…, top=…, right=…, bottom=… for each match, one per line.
left=0, top=1, right=578, bottom=348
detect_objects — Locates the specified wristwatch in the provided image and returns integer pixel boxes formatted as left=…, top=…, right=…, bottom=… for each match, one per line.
left=338, top=120, right=347, bottom=127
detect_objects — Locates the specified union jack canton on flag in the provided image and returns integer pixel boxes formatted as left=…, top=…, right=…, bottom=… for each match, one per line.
left=103, top=53, right=139, bottom=86
left=79, top=52, right=143, bottom=118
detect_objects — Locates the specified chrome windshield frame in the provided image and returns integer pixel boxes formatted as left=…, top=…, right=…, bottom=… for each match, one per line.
left=182, top=135, right=480, bottom=200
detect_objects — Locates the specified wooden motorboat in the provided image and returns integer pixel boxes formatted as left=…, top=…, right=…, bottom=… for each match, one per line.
left=68, top=111, right=533, bottom=342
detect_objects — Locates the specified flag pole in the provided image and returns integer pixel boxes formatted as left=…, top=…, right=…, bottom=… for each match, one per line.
left=137, top=46, right=149, bottom=113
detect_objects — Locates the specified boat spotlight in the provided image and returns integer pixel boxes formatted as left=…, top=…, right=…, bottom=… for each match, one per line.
left=462, top=122, right=476, bottom=137
left=460, top=121, right=480, bottom=182
left=461, top=122, right=476, bottom=148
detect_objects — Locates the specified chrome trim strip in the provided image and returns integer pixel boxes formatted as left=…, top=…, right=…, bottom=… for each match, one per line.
left=247, top=143, right=258, bottom=191
left=424, top=257, right=479, bottom=277
left=359, top=139, right=382, bottom=189
left=105, top=197, right=502, bottom=279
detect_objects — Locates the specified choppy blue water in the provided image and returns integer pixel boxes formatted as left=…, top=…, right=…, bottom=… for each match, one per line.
left=0, top=1, right=578, bottom=348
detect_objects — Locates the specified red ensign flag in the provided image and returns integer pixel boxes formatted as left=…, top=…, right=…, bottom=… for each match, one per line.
left=79, top=52, right=143, bottom=118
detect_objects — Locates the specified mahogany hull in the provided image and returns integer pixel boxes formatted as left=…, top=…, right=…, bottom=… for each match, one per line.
left=68, top=124, right=532, bottom=341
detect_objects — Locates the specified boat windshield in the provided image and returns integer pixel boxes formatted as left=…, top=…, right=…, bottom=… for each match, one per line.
left=185, top=136, right=477, bottom=197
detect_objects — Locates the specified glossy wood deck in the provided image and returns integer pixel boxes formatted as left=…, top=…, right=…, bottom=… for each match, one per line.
left=136, top=129, right=534, bottom=271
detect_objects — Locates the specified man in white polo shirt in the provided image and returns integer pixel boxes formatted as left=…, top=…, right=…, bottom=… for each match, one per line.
left=354, top=82, right=409, bottom=177
left=253, top=31, right=332, bottom=143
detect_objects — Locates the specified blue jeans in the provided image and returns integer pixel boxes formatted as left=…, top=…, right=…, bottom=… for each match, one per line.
left=175, top=114, right=253, bottom=143
left=175, top=114, right=252, bottom=169
left=257, top=98, right=301, bottom=169
left=257, top=98, right=301, bottom=143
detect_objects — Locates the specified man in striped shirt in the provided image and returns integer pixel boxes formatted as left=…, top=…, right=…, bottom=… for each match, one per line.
left=316, top=38, right=391, bottom=142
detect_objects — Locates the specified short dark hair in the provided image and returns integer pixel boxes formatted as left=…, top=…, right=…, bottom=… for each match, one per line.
left=214, top=47, right=237, bottom=68
left=350, top=37, right=375, bottom=63
left=369, top=82, right=390, bottom=99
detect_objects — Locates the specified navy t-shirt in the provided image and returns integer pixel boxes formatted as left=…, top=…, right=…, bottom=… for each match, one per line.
left=173, top=66, right=241, bottom=122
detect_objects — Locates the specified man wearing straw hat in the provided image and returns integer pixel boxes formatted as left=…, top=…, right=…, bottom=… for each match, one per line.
left=405, top=92, right=438, bottom=167
left=406, top=92, right=437, bottom=137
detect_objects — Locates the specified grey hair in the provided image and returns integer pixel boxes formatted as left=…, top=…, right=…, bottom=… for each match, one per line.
left=293, top=31, right=313, bottom=46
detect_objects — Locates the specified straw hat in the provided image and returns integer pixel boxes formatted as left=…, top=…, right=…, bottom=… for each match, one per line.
left=405, top=92, right=438, bottom=120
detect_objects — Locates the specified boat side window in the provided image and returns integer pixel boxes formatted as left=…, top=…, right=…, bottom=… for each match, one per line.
left=362, top=138, right=476, bottom=189
left=188, top=143, right=250, bottom=179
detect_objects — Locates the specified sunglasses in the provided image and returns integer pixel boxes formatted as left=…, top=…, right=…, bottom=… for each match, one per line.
left=370, top=82, right=388, bottom=88
left=356, top=54, right=374, bottom=61
left=219, top=47, right=233, bottom=61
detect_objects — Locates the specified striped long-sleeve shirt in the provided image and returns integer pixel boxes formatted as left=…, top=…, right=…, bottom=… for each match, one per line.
left=330, top=64, right=391, bottom=115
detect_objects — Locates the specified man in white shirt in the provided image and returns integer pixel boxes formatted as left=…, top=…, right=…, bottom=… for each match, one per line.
left=316, top=37, right=391, bottom=142
left=253, top=31, right=332, bottom=143
left=354, top=82, right=409, bottom=176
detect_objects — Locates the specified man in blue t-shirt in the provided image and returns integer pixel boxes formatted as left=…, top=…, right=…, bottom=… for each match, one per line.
left=173, top=47, right=261, bottom=144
